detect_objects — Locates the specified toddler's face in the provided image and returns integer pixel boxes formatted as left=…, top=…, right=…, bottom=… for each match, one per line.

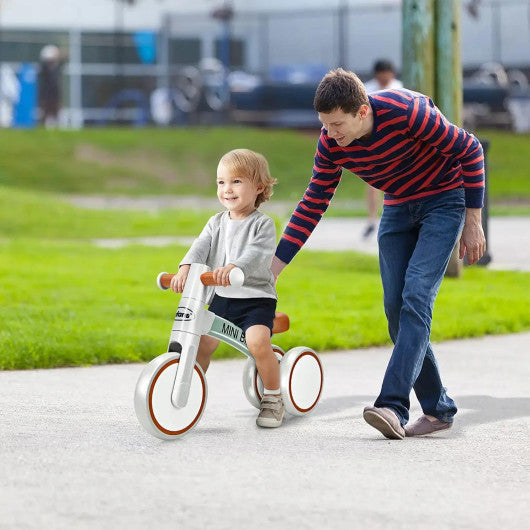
left=216, top=164, right=264, bottom=220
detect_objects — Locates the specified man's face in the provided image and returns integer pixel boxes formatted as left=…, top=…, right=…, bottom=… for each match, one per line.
left=318, top=106, right=368, bottom=146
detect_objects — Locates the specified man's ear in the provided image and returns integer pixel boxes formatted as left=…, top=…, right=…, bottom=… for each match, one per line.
left=359, top=104, right=369, bottom=118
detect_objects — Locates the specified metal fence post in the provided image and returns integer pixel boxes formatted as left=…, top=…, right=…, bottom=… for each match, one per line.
left=68, top=28, right=83, bottom=129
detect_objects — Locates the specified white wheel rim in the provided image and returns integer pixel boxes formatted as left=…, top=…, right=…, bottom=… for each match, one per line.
left=288, top=352, right=323, bottom=413
left=149, top=359, right=206, bottom=436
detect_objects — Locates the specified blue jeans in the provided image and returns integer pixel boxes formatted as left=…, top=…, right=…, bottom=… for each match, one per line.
left=374, top=187, right=466, bottom=425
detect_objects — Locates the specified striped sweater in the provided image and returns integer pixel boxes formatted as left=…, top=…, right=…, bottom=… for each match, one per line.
left=276, top=89, right=485, bottom=264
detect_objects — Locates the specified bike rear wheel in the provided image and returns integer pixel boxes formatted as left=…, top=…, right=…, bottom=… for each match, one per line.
left=280, top=347, right=323, bottom=416
left=242, top=345, right=284, bottom=409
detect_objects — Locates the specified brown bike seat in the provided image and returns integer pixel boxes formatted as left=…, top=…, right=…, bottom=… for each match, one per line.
left=272, top=312, right=290, bottom=334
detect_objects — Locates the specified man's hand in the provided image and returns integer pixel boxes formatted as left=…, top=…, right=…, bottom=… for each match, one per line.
left=170, top=264, right=190, bottom=293
left=270, top=256, right=287, bottom=284
left=459, top=208, right=486, bottom=265
left=213, top=264, right=236, bottom=286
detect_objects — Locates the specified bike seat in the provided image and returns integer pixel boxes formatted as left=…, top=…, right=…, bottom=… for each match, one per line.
left=272, top=312, right=289, bottom=334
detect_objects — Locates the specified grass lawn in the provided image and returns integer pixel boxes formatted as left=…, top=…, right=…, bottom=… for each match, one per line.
left=1, top=239, right=529, bottom=370
left=0, top=127, right=529, bottom=214
left=1, top=126, right=529, bottom=370
left=0, top=185, right=216, bottom=239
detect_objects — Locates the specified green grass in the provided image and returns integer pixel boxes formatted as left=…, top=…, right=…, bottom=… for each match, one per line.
left=0, top=185, right=216, bottom=239
left=479, top=129, right=530, bottom=200
left=1, top=127, right=528, bottom=211
left=1, top=239, right=529, bottom=370
left=0, top=127, right=356, bottom=200
left=1, top=126, right=529, bottom=370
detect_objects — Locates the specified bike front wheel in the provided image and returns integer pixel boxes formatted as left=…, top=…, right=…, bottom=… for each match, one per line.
left=134, top=352, right=207, bottom=439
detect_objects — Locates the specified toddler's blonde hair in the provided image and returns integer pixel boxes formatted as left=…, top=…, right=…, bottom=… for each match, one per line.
left=218, top=149, right=277, bottom=207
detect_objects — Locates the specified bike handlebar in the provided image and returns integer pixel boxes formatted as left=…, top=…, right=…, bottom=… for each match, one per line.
left=157, top=267, right=245, bottom=290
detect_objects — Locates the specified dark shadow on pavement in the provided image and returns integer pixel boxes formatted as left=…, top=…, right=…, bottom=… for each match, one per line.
left=454, top=395, right=530, bottom=426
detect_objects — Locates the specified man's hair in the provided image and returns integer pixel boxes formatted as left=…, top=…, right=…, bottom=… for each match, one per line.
left=218, top=149, right=277, bottom=207
left=373, top=59, right=396, bottom=74
left=313, top=68, right=369, bottom=115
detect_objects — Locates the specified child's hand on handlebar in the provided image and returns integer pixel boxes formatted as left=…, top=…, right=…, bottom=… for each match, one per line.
left=213, top=264, right=236, bottom=287
left=170, top=264, right=190, bottom=293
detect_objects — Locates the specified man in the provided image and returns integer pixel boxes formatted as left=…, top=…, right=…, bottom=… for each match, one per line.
left=271, top=69, right=485, bottom=440
left=363, top=60, right=404, bottom=238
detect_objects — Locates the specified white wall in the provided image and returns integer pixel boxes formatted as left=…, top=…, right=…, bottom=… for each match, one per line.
left=0, top=0, right=396, bottom=30
left=0, top=0, right=194, bottom=30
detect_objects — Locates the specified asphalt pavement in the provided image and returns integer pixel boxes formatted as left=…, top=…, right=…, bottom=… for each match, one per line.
left=1, top=332, right=529, bottom=530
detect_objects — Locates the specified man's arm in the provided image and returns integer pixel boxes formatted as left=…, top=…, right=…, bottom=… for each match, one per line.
left=407, top=95, right=486, bottom=263
left=460, top=208, right=486, bottom=265
left=273, top=133, right=342, bottom=278
left=407, top=94, right=485, bottom=208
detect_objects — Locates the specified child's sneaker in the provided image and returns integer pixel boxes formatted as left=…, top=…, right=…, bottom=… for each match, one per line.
left=256, top=395, right=285, bottom=428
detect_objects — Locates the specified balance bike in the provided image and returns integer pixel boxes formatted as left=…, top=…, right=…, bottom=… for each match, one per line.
left=134, top=263, right=324, bottom=439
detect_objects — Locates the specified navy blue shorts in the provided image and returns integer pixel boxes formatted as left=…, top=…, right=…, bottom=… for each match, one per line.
left=208, top=295, right=277, bottom=333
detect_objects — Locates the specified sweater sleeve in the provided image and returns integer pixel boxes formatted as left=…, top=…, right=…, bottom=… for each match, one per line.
left=275, top=133, right=342, bottom=264
left=233, top=216, right=276, bottom=277
left=407, top=95, right=485, bottom=208
left=179, top=216, right=215, bottom=266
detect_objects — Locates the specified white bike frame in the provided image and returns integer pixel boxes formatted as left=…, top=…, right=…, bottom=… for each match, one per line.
left=161, top=263, right=253, bottom=409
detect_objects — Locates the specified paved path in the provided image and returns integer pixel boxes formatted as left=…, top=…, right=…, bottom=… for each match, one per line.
left=305, top=215, right=530, bottom=272
left=1, top=333, right=529, bottom=530
left=71, top=194, right=530, bottom=271
left=91, top=216, right=530, bottom=272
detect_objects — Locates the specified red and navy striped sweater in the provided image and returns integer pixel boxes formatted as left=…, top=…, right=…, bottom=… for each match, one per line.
left=275, top=89, right=485, bottom=264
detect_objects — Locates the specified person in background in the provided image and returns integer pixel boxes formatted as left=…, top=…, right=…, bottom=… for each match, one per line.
left=362, top=60, right=404, bottom=238
left=38, top=45, right=65, bottom=128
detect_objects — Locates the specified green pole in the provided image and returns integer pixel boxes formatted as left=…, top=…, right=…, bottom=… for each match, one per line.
left=435, top=0, right=462, bottom=126
left=402, top=0, right=463, bottom=277
left=402, top=0, right=435, bottom=97
left=436, top=0, right=463, bottom=277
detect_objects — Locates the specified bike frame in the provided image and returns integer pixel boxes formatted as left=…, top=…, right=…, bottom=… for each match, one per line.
left=167, top=263, right=252, bottom=408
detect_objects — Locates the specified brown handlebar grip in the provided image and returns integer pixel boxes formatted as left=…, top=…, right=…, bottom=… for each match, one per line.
left=158, top=273, right=175, bottom=289
left=200, top=272, right=218, bottom=286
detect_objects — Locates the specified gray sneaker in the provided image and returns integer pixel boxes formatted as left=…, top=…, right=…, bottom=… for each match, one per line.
left=363, top=406, right=405, bottom=440
left=256, top=395, right=285, bottom=428
left=405, top=415, right=452, bottom=437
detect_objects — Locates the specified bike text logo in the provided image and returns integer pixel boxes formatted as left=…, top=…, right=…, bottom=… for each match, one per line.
left=175, top=307, right=195, bottom=321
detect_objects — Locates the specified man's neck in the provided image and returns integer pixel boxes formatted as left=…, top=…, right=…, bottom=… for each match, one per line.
left=359, top=107, right=374, bottom=141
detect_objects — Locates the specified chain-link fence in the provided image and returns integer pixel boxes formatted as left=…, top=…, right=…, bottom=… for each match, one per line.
left=0, top=0, right=528, bottom=127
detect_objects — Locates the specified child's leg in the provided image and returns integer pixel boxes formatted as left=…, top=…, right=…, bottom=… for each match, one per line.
left=195, top=335, right=219, bottom=373
left=244, top=325, right=279, bottom=392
